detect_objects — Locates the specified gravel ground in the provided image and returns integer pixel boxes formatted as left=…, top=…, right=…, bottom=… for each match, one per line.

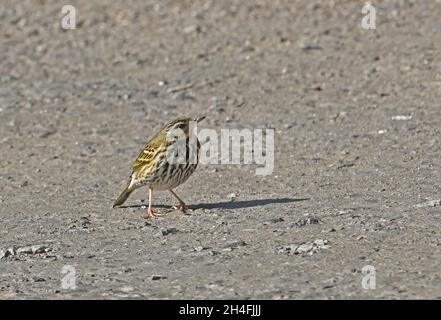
left=0, top=0, right=440, bottom=299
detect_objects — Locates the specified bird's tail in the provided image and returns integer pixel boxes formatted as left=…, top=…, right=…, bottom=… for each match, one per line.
left=113, top=179, right=135, bottom=208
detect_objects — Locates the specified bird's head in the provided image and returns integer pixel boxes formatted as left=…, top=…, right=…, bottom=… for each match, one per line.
left=164, top=116, right=205, bottom=142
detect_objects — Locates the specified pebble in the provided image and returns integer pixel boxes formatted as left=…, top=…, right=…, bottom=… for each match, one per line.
left=392, top=115, right=413, bottom=121
left=295, top=244, right=314, bottom=254
left=37, top=128, right=57, bottom=139
left=313, top=239, right=328, bottom=247
left=119, top=286, right=134, bottom=293
left=223, top=240, right=247, bottom=249
left=0, top=249, right=9, bottom=259
left=20, top=244, right=49, bottom=254
left=194, top=246, right=211, bottom=252
left=416, top=199, right=441, bottom=208
left=16, top=246, right=34, bottom=255
left=227, top=193, right=236, bottom=202
left=293, top=216, right=319, bottom=227
left=276, top=239, right=330, bottom=256
left=79, top=217, right=91, bottom=228
left=263, top=217, right=284, bottom=225
left=1, top=244, right=49, bottom=258
left=141, top=221, right=158, bottom=231
left=183, top=25, right=201, bottom=34
left=0, top=247, right=16, bottom=259
left=63, top=252, right=75, bottom=258
left=299, top=43, right=322, bottom=51
left=159, top=227, right=179, bottom=236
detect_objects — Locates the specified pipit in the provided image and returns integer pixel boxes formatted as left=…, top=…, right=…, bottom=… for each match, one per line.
left=113, top=116, right=205, bottom=218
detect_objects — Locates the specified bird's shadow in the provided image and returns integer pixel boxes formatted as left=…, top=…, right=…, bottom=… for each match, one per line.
left=118, top=197, right=309, bottom=210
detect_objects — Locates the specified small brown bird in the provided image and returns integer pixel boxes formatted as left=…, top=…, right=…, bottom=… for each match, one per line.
left=113, top=116, right=205, bottom=218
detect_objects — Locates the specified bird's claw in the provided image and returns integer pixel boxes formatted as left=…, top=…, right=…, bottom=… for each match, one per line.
left=172, top=203, right=191, bottom=213
left=143, top=208, right=165, bottom=219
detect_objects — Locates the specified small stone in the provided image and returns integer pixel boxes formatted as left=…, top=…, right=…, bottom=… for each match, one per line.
left=322, top=277, right=336, bottom=289
left=0, top=249, right=9, bottom=259
left=6, top=246, right=17, bottom=256
left=33, top=245, right=49, bottom=254
left=205, top=283, right=222, bottom=290
left=277, top=239, right=330, bottom=256
left=37, top=128, right=57, bottom=139
left=33, top=277, right=46, bottom=282
left=183, top=25, right=201, bottom=34
left=392, top=115, right=412, bottom=121
left=16, top=245, right=49, bottom=255
left=313, top=239, right=328, bottom=246
left=159, top=227, right=179, bottom=236
left=295, top=244, right=314, bottom=254
left=416, top=199, right=441, bottom=208
left=20, top=180, right=29, bottom=187
left=63, top=252, right=75, bottom=258
left=307, top=217, right=319, bottom=224
left=141, top=221, right=158, bottom=231
left=193, top=246, right=212, bottom=252
left=293, top=216, right=319, bottom=227
left=299, top=44, right=322, bottom=51
left=172, top=92, right=195, bottom=101
left=119, top=286, right=134, bottom=293
left=223, top=240, right=247, bottom=249
left=263, top=217, right=284, bottom=225
left=150, top=275, right=167, bottom=281
left=227, top=193, right=236, bottom=201
left=79, top=217, right=91, bottom=228
left=16, top=246, right=33, bottom=255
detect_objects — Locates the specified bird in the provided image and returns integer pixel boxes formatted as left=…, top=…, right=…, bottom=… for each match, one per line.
left=113, top=116, right=205, bottom=219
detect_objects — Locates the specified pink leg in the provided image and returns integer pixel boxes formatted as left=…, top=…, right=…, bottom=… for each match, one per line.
left=169, top=189, right=190, bottom=212
left=144, top=188, right=164, bottom=219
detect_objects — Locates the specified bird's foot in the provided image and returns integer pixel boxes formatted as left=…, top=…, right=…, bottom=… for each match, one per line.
left=143, top=208, right=165, bottom=219
left=172, top=202, right=192, bottom=213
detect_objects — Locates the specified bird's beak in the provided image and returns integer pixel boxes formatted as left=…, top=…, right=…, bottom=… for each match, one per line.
left=195, top=116, right=206, bottom=123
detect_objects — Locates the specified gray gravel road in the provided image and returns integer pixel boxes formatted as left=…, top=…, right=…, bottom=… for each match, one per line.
left=0, top=0, right=440, bottom=299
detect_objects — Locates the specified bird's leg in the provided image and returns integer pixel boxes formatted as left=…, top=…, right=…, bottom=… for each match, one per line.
left=144, top=188, right=164, bottom=219
left=169, top=189, right=191, bottom=212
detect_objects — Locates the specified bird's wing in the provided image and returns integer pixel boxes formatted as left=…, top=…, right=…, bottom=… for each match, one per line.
left=132, top=144, right=158, bottom=172
left=131, top=130, right=167, bottom=173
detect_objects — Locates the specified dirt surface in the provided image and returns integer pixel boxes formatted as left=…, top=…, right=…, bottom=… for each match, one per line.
left=0, top=0, right=440, bottom=299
